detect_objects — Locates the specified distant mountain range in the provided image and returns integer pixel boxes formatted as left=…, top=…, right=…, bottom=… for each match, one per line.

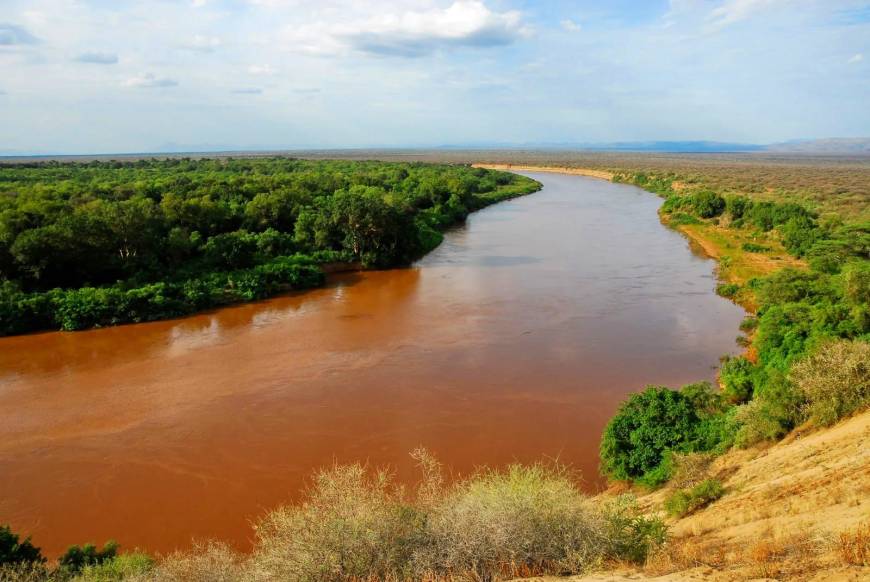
left=2, top=138, right=869, bottom=159
left=435, top=138, right=870, bottom=154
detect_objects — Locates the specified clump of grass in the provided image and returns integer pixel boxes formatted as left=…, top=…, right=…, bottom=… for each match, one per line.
left=838, top=522, right=870, bottom=566
left=664, top=479, right=725, bottom=518
left=73, top=553, right=153, bottom=581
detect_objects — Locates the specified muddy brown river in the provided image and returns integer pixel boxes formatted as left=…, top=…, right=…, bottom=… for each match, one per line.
left=0, top=172, right=744, bottom=556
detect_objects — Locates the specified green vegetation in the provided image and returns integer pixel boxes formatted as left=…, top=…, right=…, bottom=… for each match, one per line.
left=600, top=383, right=733, bottom=486
left=1, top=452, right=667, bottom=581
left=600, top=165, right=869, bottom=488
left=0, top=525, right=43, bottom=567
left=0, top=158, right=539, bottom=335
left=58, top=543, right=119, bottom=575
left=664, top=479, right=725, bottom=518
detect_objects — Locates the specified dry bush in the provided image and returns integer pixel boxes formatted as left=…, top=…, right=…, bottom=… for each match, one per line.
left=250, top=463, right=422, bottom=582
left=667, top=452, right=714, bottom=489
left=0, top=562, right=48, bottom=582
left=103, top=453, right=668, bottom=582
left=791, top=340, right=870, bottom=426
left=417, top=464, right=607, bottom=578
left=838, top=522, right=870, bottom=566
left=147, top=541, right=245, bottom=582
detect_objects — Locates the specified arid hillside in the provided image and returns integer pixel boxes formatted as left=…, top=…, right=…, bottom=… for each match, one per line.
left=520, top=409, right=870, bottom=581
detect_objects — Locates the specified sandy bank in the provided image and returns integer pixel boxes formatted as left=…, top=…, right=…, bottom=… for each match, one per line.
left=472, top=163, right=615, bottom=181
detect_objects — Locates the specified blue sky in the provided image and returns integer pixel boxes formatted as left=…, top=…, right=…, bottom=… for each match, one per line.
left=0, top=0, right=868, bottom=154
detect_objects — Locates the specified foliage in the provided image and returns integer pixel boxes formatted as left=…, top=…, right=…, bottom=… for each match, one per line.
left=733, top=372, right=803, bottom=447
left=602, top=495, right=668, bottom=565
left=73, top=553, right=154, bottom=581
left=716, top=283, right=740, bottom=299
left=664, top=479, right=725, bottom=518
left=244, top=454, right=666, bottom=581
left=0, top=159, right=539, bottom=334
left=790, top=339, right=870, bottom=426
left=59, top=541, right=119, bottom=573
left=600, top=384, right=729, bottom=486
left=0, top=525, right=44, bottom=567
left=719, top=355, right=755, bottom=403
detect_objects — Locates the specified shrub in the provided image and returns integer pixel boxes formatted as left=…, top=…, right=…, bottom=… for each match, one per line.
left=725, top=195, right=751, bottom=220
left=420, top=464, right=607, bottom=577
left=250, top=464, right=421, bottom=581
left=74, top=552, right=154, bottom=581
left=600, top=386, right=702, bottom=484
left=59, top=541, right=119, bottom=573
left=790, top=340, right=870, bottom=426
left=690, top=191, right=726, bottom=218
left=0, top=525, right=44, bottom=566
left=739, top=316, right=758, bottom=332
left=152, top=542, right=244, bottom=582
left=664, top=479, right=725, bottom=518
left=719, top=355, right=755, bottom=403
left=733, top=374, right=803, bottom=448
left=0, top=562, right=48, bottom=582
left=602, top=495, right=668, bottom=565
left=667, top=452, right=714, bottom=490
left=716, top=283, right=740, bottom=299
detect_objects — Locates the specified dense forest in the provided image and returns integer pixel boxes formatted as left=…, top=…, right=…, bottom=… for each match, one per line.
left=0, top=159, right=539, bottom=335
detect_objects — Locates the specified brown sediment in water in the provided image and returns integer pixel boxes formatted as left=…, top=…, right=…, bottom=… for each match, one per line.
left=0, top=172, right=744, bottom=557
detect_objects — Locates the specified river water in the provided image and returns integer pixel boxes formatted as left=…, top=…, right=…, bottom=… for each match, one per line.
left=0, top=172, right=744, bottom=556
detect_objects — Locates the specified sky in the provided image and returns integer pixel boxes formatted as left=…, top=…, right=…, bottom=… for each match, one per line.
left=0, top=0, right=869, bottom=154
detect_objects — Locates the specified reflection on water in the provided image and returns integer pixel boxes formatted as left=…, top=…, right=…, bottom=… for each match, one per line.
left=0, top=173, right=744, bottom=556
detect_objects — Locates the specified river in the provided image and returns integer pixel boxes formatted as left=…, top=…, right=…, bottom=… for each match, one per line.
left=0, top=172, right=745, bottom=556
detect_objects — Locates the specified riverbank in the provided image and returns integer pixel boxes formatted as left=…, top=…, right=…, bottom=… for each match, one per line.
left=472, top=163, right=615, bottom=181
left=0, top=160, right=541, bottom=336
left=479, top=163, right=805, bottom=313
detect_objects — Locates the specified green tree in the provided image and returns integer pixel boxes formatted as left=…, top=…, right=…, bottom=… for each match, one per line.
left=0, top=525, right=44, bottom=566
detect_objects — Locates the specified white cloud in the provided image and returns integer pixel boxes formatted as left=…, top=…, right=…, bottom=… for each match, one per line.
left=709, top=0, right=780, bottom=28
left=0, top=23, right=39, bottom=45
left=847, top=53, right=863, bottom=63
left=124, top=73, right=178, bottom=88
left=75, top=51, right=118, bottom=64
left=283, top=1, right=530, bottom=57
left=560, top=19, right=581, bottom=32
left=247, top=64, right=275, bottom=75
left=232, top=87, right=263, bottom=94
left=181, top=35, right=222, bottom=52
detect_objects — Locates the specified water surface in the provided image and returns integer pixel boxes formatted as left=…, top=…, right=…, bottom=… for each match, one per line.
left=0, top=173, right=744, bottom=555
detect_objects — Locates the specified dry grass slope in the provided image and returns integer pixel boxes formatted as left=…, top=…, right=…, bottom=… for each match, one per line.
left=520, top=409, right=870, bottom=582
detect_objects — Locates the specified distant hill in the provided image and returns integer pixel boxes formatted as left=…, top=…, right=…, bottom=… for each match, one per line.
left=764, top=138, right=870, bottom=154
